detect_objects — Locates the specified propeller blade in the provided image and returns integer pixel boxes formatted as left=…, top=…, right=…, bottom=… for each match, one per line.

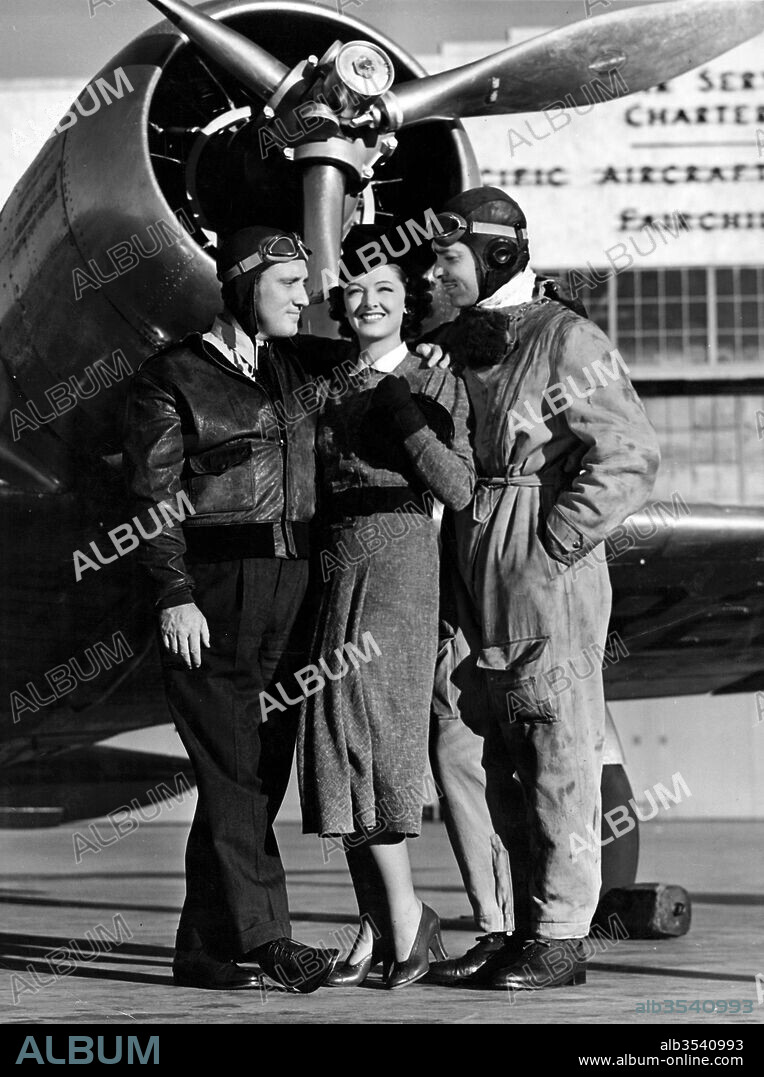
left=386, top=0, right=764, bottom=126
left=145, top=0, right=288, bottom=100
left=301, top=163, right=348, bottom=308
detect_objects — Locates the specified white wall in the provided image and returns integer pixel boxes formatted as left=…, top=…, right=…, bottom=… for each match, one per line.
left=609, top=694, right=764, bottom=820
left=0, top=80, right=85, bottom=205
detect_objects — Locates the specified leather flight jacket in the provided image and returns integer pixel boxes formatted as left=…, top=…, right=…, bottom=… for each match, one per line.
left=123, top=329, right=332, bottom=609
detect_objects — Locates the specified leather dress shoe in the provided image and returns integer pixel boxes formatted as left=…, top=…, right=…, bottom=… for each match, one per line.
left=249, top=937, right=340, bottom=994
left=173, top=950, right=261, bottom=990
left=324, top=950, right=375, bottom=987
left=386, top=904, right=447, bottom=990
left=424, top=932, right=517, bottom=985
left=325, top=939, right=393, bottom=987
left=479, top=937, right=588, bottom=990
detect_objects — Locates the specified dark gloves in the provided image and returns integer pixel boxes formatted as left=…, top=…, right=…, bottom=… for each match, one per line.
left=370, top=374, right=427, bottom=439
left=371, top=374, right=413, bottom=410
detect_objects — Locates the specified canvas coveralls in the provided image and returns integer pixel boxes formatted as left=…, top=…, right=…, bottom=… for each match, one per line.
left=433, top=295, right=660, bottom=939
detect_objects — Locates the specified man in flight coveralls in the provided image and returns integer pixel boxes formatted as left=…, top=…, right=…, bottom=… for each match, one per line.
left=425, top=188, right=661, bottom=989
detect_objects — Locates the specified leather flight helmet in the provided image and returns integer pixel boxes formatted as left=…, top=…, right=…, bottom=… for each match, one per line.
left=216, top=226, right=310, bottom=336
left=433, top=187, right=530, bottom=301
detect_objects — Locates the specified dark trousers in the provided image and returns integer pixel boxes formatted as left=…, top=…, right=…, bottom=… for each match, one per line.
left=162, top=556, right=310, bottom=958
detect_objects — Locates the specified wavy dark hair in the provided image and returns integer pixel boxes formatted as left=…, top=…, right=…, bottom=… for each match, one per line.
left=328, top=267, right=433, bottom=343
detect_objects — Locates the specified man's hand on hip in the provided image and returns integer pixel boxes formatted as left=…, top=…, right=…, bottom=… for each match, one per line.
left=159, top=603, right=210, bottom=669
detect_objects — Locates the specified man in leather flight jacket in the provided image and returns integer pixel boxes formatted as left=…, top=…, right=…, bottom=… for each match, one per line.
left=123, top=227, right=339, bottom=993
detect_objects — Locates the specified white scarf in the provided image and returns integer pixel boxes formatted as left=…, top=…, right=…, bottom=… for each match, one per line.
left=203, top=312, right=267, bottom=380
left=477, top=265, right=537, bottom=310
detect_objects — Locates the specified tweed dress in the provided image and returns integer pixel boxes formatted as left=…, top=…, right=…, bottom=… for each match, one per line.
left=298, top=348, right=474, bottom=837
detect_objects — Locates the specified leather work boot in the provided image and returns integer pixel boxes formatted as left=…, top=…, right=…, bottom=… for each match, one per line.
left=425, top=932, right=520, bottom=985
left=479, top=937, right=588, bottom=990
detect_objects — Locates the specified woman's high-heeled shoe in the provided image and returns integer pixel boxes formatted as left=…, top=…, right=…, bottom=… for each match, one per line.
left=325, top=938, right=392, bottom=987
left=386, top=903, right=447, bottom=990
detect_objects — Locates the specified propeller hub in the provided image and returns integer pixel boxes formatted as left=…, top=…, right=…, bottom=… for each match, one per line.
left=334, top=41, right=395, bottom=99
left=320, top=40, right=395, bottom=124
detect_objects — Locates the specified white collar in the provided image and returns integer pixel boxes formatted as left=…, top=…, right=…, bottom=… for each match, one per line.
left=477, top=265, right=537, bottom=310
left=203, top=312, right=259, bottom=371
left=359, top=341, right=409, bottom=373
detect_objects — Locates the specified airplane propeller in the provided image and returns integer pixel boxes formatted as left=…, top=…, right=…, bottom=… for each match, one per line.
left=381, top=0, right=764, bottom=125
left=143, top=0, right=288, bottom=98
left=144, top=0, right=764, bottom=302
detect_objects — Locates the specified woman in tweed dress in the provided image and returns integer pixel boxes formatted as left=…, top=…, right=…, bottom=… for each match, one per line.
left=298, top=227, right=475, bottom=988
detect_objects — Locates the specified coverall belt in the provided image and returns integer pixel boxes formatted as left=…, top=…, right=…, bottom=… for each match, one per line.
left=476, top=475, right=553, bottom=488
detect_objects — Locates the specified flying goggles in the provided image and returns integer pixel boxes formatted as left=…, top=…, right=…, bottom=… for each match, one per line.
left=432, top=212, right=528, bottom=250
left=220, top=233, right=311, bottom=283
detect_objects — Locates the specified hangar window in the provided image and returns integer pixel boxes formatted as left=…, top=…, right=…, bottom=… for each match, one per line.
left=543, top=264, right=764, bottom=506
left=546, top=265, right=764, bottom=375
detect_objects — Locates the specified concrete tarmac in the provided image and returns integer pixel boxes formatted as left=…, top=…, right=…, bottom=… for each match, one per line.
left=1, top=820, right=763, bottom=1025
